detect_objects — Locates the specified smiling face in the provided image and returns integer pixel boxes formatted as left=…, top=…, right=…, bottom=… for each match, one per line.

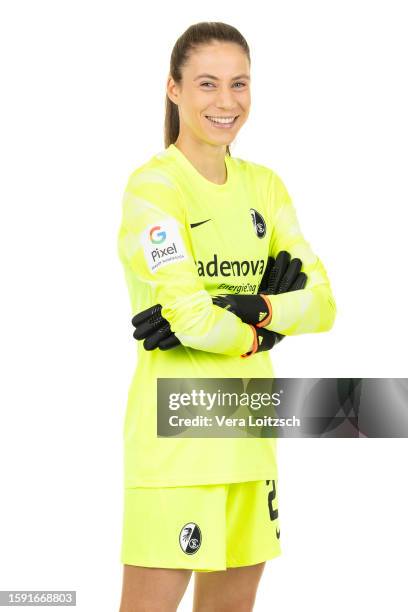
left=167, top=41, right=251, bottom=149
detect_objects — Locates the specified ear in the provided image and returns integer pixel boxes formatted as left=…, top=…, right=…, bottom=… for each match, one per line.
left=166, top=75, right=179, bottom=105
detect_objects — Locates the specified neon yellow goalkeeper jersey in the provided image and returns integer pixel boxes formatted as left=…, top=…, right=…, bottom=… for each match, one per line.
left=117, top=143, right=336, bottom=487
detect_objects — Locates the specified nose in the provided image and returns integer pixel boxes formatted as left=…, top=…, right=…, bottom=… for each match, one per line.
left=214, top=85, right=238, bottom=110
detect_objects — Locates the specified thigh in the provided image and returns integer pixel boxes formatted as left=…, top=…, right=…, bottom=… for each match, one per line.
left=119, top=564, right=192, bottom=612
left=193, top=562, right=266, bottom=612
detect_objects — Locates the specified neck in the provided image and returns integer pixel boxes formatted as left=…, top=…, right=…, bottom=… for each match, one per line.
left=174, top=134, right=228, bottom=185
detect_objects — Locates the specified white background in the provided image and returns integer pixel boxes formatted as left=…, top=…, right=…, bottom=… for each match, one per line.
left=1, top=0, right=407, bottom=610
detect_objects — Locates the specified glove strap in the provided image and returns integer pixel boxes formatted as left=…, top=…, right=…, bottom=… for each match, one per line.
left=256, top=294, right=273, bottom=328
left=240, top=325, right=258, bottom=358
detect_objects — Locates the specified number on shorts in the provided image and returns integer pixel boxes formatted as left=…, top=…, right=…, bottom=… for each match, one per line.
left=266, top=479, right=278, bottom=521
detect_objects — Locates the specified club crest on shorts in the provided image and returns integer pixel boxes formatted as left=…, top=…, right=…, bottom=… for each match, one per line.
left=179, top=522, right=202, bottom=554
left=250, top=208, right=266, bottom=238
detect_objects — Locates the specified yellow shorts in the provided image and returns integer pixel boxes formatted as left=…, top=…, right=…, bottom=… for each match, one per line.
left=121, top=479, right=281, bottom=572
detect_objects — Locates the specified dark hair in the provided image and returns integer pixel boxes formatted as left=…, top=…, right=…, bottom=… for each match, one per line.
left=164, top=22, right=251, bottom=156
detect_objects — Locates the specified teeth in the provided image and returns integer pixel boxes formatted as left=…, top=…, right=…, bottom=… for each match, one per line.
left=206, top=116, right=236, bottom=124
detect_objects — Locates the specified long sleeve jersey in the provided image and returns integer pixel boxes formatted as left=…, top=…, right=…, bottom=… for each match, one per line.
left=117, top=143, right=336, bottom=487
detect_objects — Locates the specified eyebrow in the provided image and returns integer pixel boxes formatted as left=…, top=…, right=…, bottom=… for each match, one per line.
left=193, top=73, right=251, bottom=81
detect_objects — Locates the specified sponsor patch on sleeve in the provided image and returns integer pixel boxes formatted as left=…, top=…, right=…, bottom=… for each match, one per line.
left=141, top=217, right=187, bottom=273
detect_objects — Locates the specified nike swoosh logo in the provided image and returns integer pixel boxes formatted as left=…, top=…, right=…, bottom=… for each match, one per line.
left=190, top=219, right=212, bottom=228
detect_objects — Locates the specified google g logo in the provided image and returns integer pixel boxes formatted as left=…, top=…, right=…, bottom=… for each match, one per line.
left=149, top=225, right=166, bottom=244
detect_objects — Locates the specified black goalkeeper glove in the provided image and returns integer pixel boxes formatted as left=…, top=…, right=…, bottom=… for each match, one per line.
left=222, top=251, right=307, bottom=356
left=213, top=251, right=306, bottom=326
left=131, top=251, right=307, bottom=352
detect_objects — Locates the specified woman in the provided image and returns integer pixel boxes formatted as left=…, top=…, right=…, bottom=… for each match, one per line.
left=117, top=21, right=336, bottom=612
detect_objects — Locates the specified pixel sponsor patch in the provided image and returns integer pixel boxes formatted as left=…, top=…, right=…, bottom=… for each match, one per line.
left=141, top=217, right=187, bottom=273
